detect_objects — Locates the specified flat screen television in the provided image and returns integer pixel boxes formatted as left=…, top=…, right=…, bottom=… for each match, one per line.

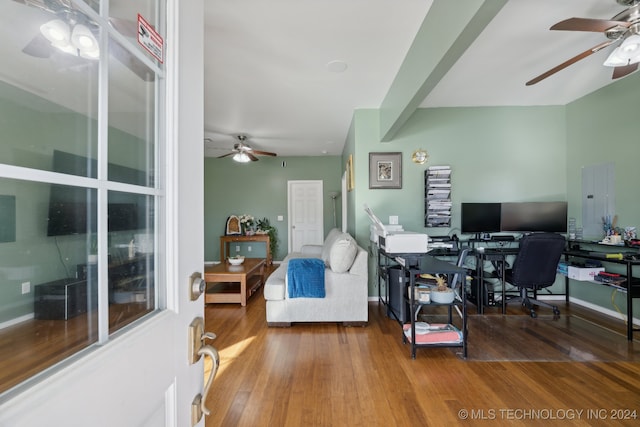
left=500, top=202, right=568, bottom=233
left=46, top=150, right=143, bottom=236
left=461, top=203, right=502, bottom=234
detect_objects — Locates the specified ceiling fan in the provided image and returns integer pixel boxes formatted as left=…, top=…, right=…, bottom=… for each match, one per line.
left=215, top=135, right=277, bottom=162
left=527, top=0, right=640, bottom=85
left=14, top=0, right=152, bottom=81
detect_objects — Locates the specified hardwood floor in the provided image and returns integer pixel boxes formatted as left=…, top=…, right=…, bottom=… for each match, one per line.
left=0, top=303, right=151, bottom=394
left=204, top=291, right=639, bottom=426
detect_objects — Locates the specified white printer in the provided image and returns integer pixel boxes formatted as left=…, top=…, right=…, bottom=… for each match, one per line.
left=364, top=204, right=430, bottom=254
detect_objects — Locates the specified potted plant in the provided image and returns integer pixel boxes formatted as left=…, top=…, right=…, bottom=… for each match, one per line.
left=430, top=274, right=455, bottom=304
left=256, top=217, right=279, bottom=259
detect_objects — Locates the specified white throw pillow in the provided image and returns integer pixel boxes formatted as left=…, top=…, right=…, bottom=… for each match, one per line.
left=321, top=228, right=343, bottom=266
left=329, top=235, right=358, bottom=273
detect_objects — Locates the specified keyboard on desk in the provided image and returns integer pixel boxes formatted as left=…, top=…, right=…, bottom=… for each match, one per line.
left=490, top=235, right=516, bottom=242
left=482, top=247, right=518, bottom=254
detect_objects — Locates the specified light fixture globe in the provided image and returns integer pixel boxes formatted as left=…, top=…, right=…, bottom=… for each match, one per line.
left=72, top=24, right=97, bottom=49
left=619, top=34, right=640, bottom=59
left=604, top=47, right=627, bottom=67
left=40, top=19, right=70, bottom=43
left=232, top=152, right=251, bottom=163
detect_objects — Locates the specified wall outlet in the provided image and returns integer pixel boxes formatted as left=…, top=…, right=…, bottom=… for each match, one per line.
left=21, top=281, right=31, bottom=294
left=248, top=246, right=252, bottom=252
left=277, top=215, right=284, bottom=221
left=235, top=245, right=240, bottom=252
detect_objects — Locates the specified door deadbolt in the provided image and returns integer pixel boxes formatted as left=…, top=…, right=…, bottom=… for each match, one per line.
left=190, top=272, right=206, bottom=301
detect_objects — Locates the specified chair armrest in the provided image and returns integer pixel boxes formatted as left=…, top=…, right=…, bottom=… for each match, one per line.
left=300, top=244, right=323, bottom=257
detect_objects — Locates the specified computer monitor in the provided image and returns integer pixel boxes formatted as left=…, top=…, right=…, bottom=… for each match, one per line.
left=500, top=201, right=568, bottom=233
left=461, top=203, right=501, bottom=235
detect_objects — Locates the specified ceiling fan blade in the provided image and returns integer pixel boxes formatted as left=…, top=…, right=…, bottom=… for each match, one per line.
left=22, top=33, right=52, bottom=58
left=217, top=152, right=235, bottom=159
left=110, top=39, right=155, bottom=82
left=526, top=40, right=615, bottom=86
left=612, top=62, right=639, bottom=79
left=247, top=152, right=259, bottom=162
left=250, top=150, right=277, bottom=157
left=109, top=17, right=139, bottom=38
left=550, top=18, right=631, bottom=32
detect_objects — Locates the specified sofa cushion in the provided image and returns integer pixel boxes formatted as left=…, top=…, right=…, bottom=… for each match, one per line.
left=321, top=228, right=343, bottom=266
left=328, top=234, right=358, bottom=273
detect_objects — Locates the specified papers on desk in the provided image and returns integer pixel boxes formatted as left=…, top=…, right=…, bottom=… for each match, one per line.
left=429, top=241, right=455, bottom=249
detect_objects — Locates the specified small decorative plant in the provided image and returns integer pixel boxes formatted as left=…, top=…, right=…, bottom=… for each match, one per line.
left=256, top=217, right=279, bottom=259
left=434, top=275, right=449, bottom=292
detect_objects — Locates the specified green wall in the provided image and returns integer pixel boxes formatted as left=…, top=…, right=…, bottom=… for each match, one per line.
left=203, top=155, right=343, bottom=262
left=341, top=72, right=639, bottom=320
left=565, top=71, right=640, bottom=315
left=347, top=106, right=567, bottom=296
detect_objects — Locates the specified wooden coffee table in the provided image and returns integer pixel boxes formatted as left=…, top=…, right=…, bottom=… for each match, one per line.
left=204, top=258, right=266, bottom=306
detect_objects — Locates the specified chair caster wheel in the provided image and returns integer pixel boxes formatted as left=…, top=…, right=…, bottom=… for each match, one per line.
left=530, top=311, right=537, bottom=318
left=553, top=307, right=560, bottom=316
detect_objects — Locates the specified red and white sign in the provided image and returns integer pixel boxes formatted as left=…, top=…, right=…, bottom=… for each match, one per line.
left=137, top=14, right=163, bottom=63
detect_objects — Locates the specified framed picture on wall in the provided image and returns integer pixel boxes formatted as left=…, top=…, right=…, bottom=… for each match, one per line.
left=346, top=154, right=354, bottom=192
left=369, top=152, right=402, bottom=189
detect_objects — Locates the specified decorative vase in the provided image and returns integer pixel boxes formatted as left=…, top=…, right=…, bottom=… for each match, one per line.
left=431, top=288, right=455, bottom=304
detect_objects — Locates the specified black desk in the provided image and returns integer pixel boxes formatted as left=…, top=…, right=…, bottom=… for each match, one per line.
left=564, top=246, right=640, bottom=340
left=473, top=245, right=520, bottom=314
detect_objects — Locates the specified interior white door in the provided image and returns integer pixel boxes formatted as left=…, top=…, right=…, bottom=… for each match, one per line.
left=288, top=180, right=324, bottom=252
left=0, top=2, right=206, bottom=426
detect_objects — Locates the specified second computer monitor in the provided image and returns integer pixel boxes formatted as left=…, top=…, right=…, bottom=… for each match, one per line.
left=500, top=201, right=568, bottom=233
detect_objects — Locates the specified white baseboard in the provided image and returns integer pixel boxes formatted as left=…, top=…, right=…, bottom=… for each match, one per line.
left=569, top=296, right=640, bottom=327
left=0, top=313, right=34, bottom=330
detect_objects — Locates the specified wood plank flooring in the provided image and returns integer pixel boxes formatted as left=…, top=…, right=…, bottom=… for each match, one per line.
left=204, top=292, right=639, bottom=427
left=0, top=303, right=151, bottom=394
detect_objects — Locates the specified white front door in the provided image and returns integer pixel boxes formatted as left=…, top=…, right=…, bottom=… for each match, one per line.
left=288, top=180, right=324, bottom=252
left=0, top=1, right=207, bottom=426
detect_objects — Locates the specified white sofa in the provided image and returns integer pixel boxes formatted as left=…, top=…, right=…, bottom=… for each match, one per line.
left=264, top=228, right=368, bottom=326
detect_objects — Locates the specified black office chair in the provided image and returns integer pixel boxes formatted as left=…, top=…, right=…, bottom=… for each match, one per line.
left=503, top=232, right=566, bottom=318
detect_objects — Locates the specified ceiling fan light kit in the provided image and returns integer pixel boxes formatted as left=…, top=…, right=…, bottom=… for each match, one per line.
left=215, top=134, right=278, bottom=163
left=40, top=18, right=99, bottom=59
left=528, top=0, right=640, bottom=84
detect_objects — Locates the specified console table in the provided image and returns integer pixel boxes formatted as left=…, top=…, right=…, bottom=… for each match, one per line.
left=564, top=240, right=640, bottom=340
left=220, top=234, right=271, bottom=265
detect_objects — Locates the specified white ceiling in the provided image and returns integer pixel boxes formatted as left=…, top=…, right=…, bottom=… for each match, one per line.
left=203, top=0, right=635, bottom=158
left=2, top=0, right=634, bottom=158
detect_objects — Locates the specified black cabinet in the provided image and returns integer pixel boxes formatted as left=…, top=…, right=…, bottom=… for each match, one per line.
left=34, top=255, right=152, bottom=320
left=34, top=279, right=95, bottom=320
left=387, top=265, right=411, bottom=323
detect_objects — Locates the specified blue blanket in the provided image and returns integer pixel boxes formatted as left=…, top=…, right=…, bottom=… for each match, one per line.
left=287, top=258, right=326, bottom=298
